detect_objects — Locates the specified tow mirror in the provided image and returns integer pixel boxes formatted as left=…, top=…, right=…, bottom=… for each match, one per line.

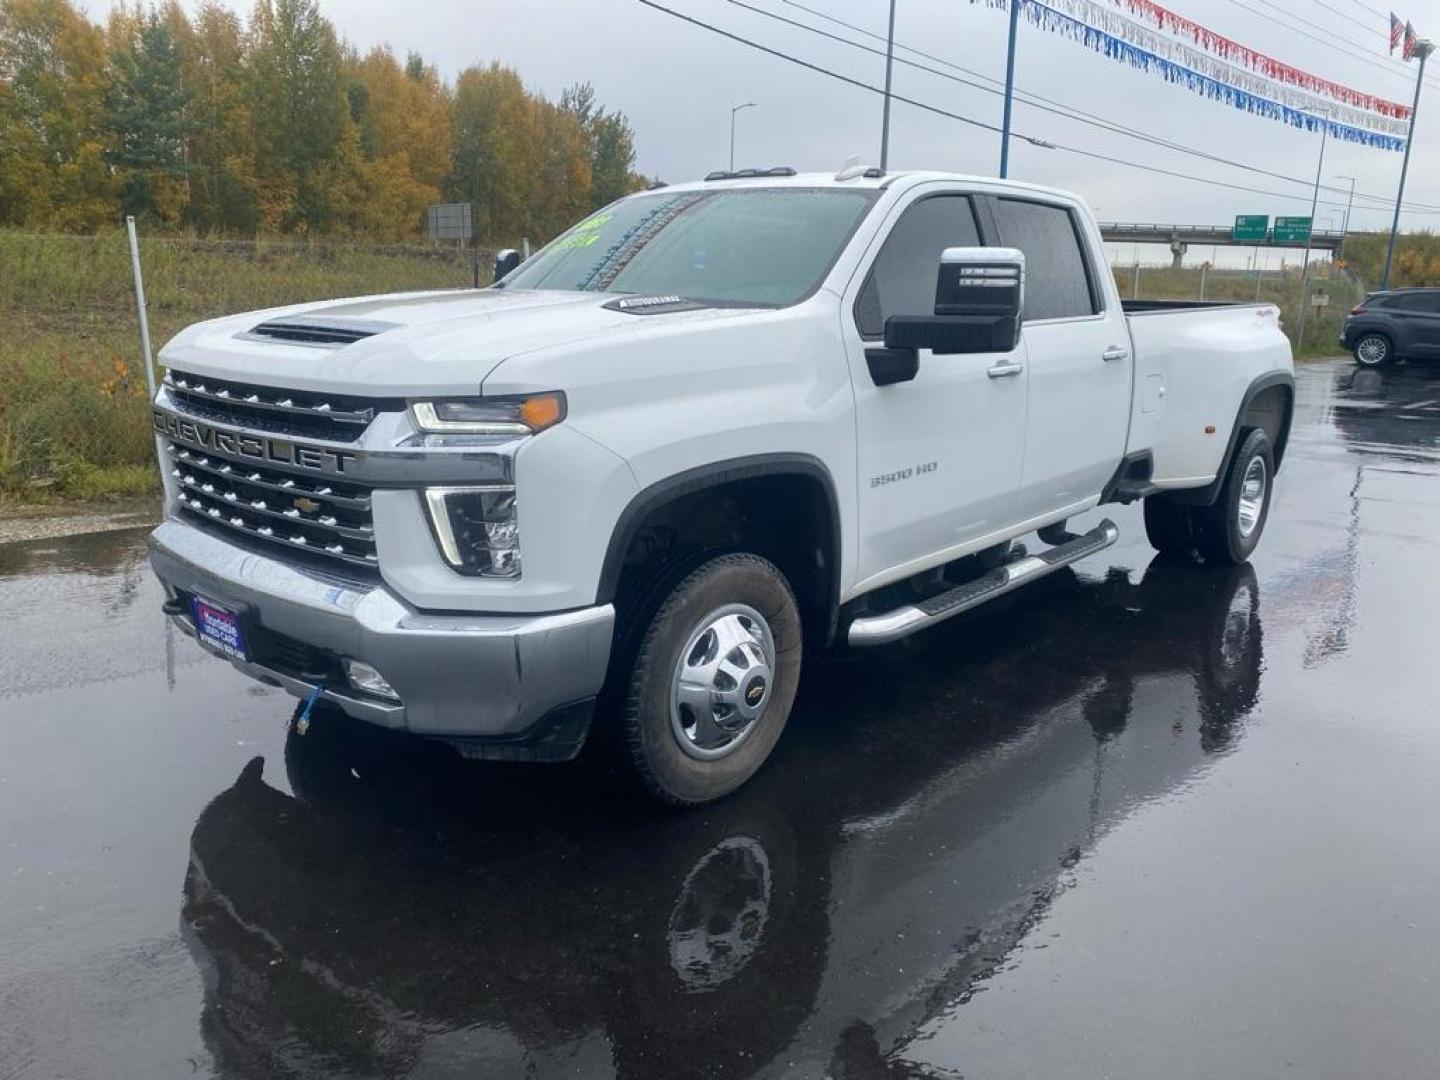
left=882, top=247, right=1025, bottom=356
left=493, top=248, right=521, bottom=282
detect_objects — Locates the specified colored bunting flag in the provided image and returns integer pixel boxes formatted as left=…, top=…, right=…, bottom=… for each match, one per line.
left=975, top=0, right=1408, bottom=150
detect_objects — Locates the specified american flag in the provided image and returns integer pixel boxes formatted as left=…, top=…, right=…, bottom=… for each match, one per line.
left=1403, top=20, right=1417, bottom=60
left=1390, top=12, right=1404, bottom=53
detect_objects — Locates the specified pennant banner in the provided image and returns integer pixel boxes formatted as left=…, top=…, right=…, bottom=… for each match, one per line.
left=1111, top=0, right=1412, bottom=118
left=1045, top=0, right=1408, bottom=135
left=986, top=0, right=1407, bottom=150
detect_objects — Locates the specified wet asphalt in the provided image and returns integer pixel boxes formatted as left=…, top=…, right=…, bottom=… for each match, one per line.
left=3, top=357, right=1440, bottom=1080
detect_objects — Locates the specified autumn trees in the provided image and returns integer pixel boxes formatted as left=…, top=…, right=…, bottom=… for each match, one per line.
left=0, top=0, right=642, bottom=243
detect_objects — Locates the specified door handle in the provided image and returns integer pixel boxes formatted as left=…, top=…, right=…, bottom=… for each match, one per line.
left=1102, top=345, right=1129, bottom=362
left=987, top=361, right=1024, bottom=379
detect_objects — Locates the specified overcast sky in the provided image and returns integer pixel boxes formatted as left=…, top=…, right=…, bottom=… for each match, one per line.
left=87, top=0, right=1440, bottom=262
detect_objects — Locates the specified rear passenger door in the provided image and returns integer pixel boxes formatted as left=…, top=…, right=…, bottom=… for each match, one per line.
left=1387, top=292, right=1440, bottom=357
left=985, top=195, right=1130, bottom=521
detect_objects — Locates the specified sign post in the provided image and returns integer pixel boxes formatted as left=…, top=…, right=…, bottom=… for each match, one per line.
left=1232, top=215, right=1269, bottom=243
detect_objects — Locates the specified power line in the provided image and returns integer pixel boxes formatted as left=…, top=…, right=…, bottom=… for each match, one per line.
left=1219, top=0, right=1440, bottom=91
left=637, top=0, right=1428, bottom=217
left=1339, top=0, right=1389, bottom=20
left=733, top=0, right=1440, bottom=214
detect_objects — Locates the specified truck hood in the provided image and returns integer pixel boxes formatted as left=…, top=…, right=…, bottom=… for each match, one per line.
left=156, top=288, right=756, bottom=397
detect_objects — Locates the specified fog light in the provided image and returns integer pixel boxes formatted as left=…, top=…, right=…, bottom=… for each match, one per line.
left=344, top=659, right=399, bottom=701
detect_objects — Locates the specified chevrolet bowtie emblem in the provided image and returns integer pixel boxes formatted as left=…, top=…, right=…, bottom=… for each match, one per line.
left=292, top=496, right=320, bottom=514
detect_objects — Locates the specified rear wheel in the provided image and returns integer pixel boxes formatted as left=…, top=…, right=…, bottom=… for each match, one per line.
left=1197, top=428, right=1274, bottom=565
left=1354, top=332, right=1395, bottom=367
left=622, top=554, right=802, bottom=806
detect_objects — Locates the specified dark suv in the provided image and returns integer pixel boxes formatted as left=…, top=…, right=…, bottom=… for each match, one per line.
left=1341, top=287, right=1440, bottom=367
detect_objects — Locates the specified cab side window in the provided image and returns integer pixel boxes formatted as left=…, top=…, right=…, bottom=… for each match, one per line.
left=855, top=195, right=981, bottom=339
left=990, top=197, right=1099, bottom=322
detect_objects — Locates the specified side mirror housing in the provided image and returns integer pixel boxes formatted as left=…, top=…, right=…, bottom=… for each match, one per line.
left=493, top=248, right=521, bottom=282
left=882, top=247, right=1024, bottom=355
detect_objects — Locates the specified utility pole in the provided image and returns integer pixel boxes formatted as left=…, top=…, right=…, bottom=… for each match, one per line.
left=729, top=102, right=757, bottom=172
left=880, top=0, right=897, bottom=170
left=1296, top=115, right=1329, bottom=351
left=999, top=0, right=1022, bottom=177
left=1335, top=174, right=1357, bottom=261
left=1383, top=39, right=1432, bottom=289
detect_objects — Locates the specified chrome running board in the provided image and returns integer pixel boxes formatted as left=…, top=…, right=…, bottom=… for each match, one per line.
left=847, top=519, right=1120, bottom=647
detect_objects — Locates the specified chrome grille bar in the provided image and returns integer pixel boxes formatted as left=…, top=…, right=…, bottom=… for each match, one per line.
left=167, top=445, right=371, bottom=511
left=163, top=370, right=396, bottom=436
left=164, top=443, right=377, bottom=569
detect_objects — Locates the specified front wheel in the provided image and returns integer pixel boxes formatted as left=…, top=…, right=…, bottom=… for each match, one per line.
left=622, top=554, right=802, bottom=806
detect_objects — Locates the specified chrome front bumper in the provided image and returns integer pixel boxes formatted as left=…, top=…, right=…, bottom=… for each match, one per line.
left=148, top=520, right=615, bottom=755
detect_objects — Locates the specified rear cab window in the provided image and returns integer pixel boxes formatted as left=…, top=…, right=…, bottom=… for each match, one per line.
left=989, top=197, right=1100, bottom=322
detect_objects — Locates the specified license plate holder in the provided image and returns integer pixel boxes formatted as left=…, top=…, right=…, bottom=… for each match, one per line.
left=190, top=594, right=249, bottom=662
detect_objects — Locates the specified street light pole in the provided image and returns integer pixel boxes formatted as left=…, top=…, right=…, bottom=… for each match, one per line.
left=729, top=102, right=757, bottom=172
left=1295, top=114, right=1329, bottom=352
left=880, top=0, right=897, bottom=170
left=1382, top=39, right=1432, bottom=289
left=999, top=0, right=1022, bottom=177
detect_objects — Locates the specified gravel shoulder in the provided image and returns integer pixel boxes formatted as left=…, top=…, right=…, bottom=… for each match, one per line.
left=0, top=496, right=160, bottom=544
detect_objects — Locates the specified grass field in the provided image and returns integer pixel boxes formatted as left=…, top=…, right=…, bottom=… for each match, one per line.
left=0, top=231, right=481, bottom=499
left=1, top=230, right=1357, bottom=501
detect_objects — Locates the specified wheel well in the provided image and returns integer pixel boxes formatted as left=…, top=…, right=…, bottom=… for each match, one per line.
left=1241, top=383, right=1293, bottom=469
left=604, top=471, right=839, bottom=650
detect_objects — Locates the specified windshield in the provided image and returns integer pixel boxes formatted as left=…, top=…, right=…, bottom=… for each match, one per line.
left=500, top=187, right=877, bottom=306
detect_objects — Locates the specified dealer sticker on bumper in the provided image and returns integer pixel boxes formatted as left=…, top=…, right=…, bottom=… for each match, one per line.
left=191, top=595, right=248, bottom=662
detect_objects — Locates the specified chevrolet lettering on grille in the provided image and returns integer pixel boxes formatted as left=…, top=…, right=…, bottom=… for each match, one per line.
left=152, top=411, right=358, bottom=475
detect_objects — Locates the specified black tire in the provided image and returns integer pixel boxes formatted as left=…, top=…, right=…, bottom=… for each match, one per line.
left=623, top=553, right=802, bottom=806
left=1143, top=494, right=1199, bottom=556
left=1197, top=428, right=1274, bottom=565
left=1353, top=332, right=1395, bottom=368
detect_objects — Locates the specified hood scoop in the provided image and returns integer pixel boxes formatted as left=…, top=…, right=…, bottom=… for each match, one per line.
left=238, top=315, right=399, bottom=348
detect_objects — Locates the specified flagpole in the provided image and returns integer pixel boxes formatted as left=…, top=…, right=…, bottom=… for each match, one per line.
left=1383, top=38, right=1432, bottom=289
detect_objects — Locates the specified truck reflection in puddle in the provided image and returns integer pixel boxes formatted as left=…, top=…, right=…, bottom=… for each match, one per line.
left=181, top=555, right=1262, bottom=1079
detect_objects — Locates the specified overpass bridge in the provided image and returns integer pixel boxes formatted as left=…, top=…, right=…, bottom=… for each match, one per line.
left=1099, top=222, right=1344, bottom=268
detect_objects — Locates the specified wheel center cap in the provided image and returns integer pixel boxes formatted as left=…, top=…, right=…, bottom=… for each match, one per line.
left=743, top=677, right=767, bottom=709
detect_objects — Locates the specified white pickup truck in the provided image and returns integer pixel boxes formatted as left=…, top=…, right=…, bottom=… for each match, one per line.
left=148, top=167, right=1294, bottom=805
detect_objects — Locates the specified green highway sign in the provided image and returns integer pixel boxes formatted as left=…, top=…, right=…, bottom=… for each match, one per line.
left=1273, top=216, right=1313, bottom=244
left=1233, top=215, right=1269, bottom=242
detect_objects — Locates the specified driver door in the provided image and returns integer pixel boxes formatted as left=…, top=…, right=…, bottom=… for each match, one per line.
left=841, top=189, right=1029, bottom=593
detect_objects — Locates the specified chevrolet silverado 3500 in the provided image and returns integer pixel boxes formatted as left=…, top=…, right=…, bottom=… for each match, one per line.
left=148, top=167, right=1294, bottom=805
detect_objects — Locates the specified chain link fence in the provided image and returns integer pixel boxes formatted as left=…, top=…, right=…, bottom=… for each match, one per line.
left=1109, top=262, right=1363, bottom=355
left=0, top=231, right=494, bottom=497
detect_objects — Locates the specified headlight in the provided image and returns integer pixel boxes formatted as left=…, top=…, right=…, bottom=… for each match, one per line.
left=423, top=486, right=521, bottom=577
left=409, top=392, right=565, bottom=437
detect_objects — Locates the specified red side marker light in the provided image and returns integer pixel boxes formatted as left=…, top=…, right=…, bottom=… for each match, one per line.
left=1204, top=424, right=1217, bottom=434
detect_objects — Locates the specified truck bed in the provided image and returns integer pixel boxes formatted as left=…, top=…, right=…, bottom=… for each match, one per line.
left=1123, top=300, right=1289, bottom=489
left=1122, top=299, right=1259, bottom=314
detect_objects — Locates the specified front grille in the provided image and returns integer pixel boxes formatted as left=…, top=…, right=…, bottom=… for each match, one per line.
left=164, top=442, right=378, bottom=569
left=164, top=370, right=402, bottom=442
